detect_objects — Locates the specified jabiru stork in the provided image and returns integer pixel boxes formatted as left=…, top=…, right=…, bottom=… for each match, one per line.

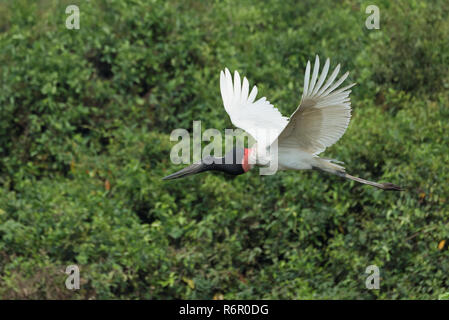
left=163, top=56, right=402, bottom=191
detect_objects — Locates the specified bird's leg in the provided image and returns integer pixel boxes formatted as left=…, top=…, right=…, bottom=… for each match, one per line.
left=312, top=165, right=403, bottom=191
left=336, top=171, right=403, bottom=191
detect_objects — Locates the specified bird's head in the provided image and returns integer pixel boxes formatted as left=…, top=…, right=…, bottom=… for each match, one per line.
left=163, top=147, right=253, bottom=180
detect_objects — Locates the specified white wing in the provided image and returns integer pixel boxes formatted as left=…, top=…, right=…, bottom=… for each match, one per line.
left=277, top=55, right=356, bottom=155
left=220, top=68, right=288, bottom=147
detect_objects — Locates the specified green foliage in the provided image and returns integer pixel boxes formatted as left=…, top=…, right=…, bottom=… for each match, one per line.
left=439, top=292, right=449, bottom=300
left=0, top=0, right=448, bottom=299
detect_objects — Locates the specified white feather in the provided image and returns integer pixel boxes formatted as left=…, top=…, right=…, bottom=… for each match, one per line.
left=303, top=61, right=311, bottom=97
left=311, top=58, right=329, bottom=96
left=219, top=68, right=288, bottom=148
left=308, top=55, right=320, bottom=94
left=276, top=56, right=355, bottom=157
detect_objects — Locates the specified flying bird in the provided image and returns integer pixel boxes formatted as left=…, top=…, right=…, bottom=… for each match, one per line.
left=163, top=56, right=401, bottom=191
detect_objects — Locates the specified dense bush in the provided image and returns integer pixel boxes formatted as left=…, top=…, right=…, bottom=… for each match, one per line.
left=0, top=0, right=448, bottom=299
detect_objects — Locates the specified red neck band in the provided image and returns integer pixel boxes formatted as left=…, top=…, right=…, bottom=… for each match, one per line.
left=242, top=148, right=252, bottom=172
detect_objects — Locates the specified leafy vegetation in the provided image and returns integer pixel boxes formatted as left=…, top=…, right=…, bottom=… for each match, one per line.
left=0, top=0, right=448, bottom=299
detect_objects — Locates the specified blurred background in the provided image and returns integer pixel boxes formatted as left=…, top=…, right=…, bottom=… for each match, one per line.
left=0, top=0, right=448, bottom=299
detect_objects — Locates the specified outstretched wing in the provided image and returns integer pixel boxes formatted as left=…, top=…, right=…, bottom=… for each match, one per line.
left=277, top=55, right=356, bottom=155
left=220, top=68, right=288, bottom=147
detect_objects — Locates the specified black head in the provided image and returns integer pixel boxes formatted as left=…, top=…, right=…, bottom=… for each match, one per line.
left=163, top=147, right=247, bottom=180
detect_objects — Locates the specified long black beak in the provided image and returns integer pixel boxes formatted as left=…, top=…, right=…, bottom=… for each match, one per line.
left=162, top=162, right=207, bottom=180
